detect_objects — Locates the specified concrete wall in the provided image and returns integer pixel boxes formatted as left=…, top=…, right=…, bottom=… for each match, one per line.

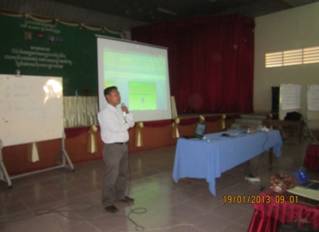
left=254, top=2, right=319, bottom=127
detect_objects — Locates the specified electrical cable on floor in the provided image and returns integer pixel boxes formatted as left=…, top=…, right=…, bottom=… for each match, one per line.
left=3, top=155, right=205, bottom=231
left=34, top=202, right=98, bottom=221
left=127, top=207, right=147, bottom=231
left=2, top=158, right=208, bottom=232
left=33, top=204, right=205, bottom=232
left=123, top=163, right=206, bottom=232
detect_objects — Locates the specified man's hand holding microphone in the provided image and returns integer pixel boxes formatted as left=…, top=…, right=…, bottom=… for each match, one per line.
left=121, top=103, right=129, bottom=114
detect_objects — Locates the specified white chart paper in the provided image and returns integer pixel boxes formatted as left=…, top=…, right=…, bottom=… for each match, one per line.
left=280, top=84, right=302, bottom=110
left=307, top=85, right=319, bottom=111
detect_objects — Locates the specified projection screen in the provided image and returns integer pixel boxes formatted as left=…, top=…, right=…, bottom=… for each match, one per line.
left=97, top=37, right=172, bottom=122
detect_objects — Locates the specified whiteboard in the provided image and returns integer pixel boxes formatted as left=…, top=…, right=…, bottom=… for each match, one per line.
left=0, top=75, right=63, bottom=147
left=307, top=85, right=319, bottom=111
left=280, top=84, right=302, bottom=110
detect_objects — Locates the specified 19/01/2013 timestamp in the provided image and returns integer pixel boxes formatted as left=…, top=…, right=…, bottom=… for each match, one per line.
left=223, top=194, right=299, bottom=204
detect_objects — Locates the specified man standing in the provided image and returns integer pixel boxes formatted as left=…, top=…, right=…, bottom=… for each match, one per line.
left=98, top=86, right=135, bottom=213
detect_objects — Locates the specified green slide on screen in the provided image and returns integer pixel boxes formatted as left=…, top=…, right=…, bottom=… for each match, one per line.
left=129, top=82, right=157, bottom=110
left=103, top=51, right=166, bottom=81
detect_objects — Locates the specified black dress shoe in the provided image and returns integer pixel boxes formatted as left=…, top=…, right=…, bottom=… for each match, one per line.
left=119, top=196, right=134, bottom=204
left=104, top=205, right=118, bottom=213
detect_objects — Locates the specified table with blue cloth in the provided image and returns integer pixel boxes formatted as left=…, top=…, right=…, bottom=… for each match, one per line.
left=172, top=129, right=283, bottom=196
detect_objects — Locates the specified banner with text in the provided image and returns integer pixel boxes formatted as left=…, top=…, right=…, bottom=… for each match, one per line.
left=0, top=14, right=119, bottom=95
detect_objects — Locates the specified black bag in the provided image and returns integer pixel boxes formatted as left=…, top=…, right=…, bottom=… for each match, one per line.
left=284, top=111, right=302, bottom=121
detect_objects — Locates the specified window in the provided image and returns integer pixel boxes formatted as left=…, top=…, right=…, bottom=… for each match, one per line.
left=283, top=49, right=302, bottom=66
left=265, top=46, right=319, bottom=68
left=265, top=52, right=282, bottom=68
left=303, top=46, right=319, bottom=64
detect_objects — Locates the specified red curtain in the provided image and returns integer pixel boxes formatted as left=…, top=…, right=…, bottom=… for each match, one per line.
left=131, top=15, right=254, bottom=114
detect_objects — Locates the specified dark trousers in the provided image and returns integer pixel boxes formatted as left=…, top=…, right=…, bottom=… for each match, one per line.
left=102, top=143, right=128, bottom=207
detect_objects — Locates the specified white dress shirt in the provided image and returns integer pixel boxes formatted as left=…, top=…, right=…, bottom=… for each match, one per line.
left=98, top=103, right=135, bottom=144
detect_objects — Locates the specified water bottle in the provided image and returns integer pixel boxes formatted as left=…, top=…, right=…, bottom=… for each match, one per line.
left=294, top=168, right=309, bottom=185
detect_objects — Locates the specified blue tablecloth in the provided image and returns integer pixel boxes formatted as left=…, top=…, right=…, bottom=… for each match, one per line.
left=172, top=130, right=283, bottom=195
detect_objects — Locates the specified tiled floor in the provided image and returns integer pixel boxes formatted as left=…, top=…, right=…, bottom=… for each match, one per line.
left=0, top=141, right=310, bottom=232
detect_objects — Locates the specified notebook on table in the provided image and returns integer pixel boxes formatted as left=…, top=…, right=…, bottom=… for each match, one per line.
left=287, top=180, right=319, bottom=202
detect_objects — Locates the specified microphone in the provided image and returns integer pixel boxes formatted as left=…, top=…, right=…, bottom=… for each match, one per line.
left=121, top=103, right=128, bottom=122
left=121, top=103, right=127, bottom=114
